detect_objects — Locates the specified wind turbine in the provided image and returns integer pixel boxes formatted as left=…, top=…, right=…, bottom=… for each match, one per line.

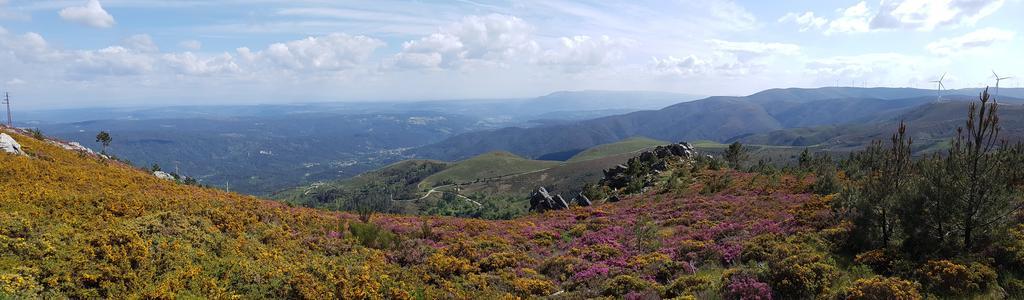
left=930, top=73, right=946, bottom=102
left=992, top=70, right=1012, bottom=102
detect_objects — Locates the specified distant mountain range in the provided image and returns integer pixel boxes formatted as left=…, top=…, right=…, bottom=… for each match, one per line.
left=25, top=90, right=700, bottom=195
left=413, top=87, right=1024, bottom=161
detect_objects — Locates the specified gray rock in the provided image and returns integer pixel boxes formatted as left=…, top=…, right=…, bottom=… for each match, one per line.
left=153, top=171, right=175, bottom=180
left=52, top=141, right=96, bottom=155
left=574, top=192, right=592, bottom=206
left=552, top=194, right=569, bottom=209
left=0, top=133, right=25, bottom=156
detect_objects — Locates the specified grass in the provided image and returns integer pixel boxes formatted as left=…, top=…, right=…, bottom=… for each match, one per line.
left=419, top=151, right=561, bottom=188
left=567, top=137, right=669, bottom=163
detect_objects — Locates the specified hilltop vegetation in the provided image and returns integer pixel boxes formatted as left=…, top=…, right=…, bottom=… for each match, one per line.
left=4, top=86, right=1024, bottom=299
left=419, top=151, right=560, bottom=188
left=567, top=137, right=668, bottom=163
left=277, top=139, right=669, bottom=220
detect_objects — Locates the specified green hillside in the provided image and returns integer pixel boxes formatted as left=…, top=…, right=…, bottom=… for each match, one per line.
left=419, top=151, right=560, bottom=188
left=272, top=159, right=450, bottom=209
left=566, top=136, right=668, bottom=162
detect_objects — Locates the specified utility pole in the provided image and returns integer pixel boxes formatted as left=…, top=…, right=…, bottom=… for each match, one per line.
left=3, top=92, right=11, bottom=127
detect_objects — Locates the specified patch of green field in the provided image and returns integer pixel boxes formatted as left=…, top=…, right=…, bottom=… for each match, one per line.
left=419, top=151, right=561, bottom=188
left=567, top=137, right=669, bottom=162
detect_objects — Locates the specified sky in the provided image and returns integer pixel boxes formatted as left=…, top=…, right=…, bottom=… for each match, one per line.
left=0, top=0, right=1021, bottom=109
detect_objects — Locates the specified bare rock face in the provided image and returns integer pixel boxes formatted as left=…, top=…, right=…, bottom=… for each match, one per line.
left=573, top=192, right=592, bottom=207
left=0, top=133, right=25, bottom=156
left=153, top=171, right=175, bottom=180
left=52, top=141, right=96, bottom=155
left=599, top=141, right=697, bottom=190
left=529, top=187, right=570, bottom=212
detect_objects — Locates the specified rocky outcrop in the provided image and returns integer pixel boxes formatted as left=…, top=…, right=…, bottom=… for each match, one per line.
left=51, top=141, right=96, bottom=155
left=599, top=142, right=697, bottom=190
left=529, top=187, right=569, bottom=212
left=153, top=171, right=175, bottom=180
left=573, top=192, right=591, bottom=207
left=0, top=133, right=25, bottom=156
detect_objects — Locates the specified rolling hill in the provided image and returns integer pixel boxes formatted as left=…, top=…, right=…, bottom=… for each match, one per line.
left=567, top=137, right=669, bottom=163
left=418, top=151, right=560, bottom=188
left=410, top=87, right=980, bottom=162
left=274, top=138, right=674, bottom=218
left=735, top=98, right=1024, bottom=154
left=0, top=126, right=848, bottom=299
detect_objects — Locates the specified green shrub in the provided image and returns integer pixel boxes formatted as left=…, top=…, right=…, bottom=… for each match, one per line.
left=425, top=253, right=476, bottom=280
left=916, top=260, right=996, bottom=297
left=347, top=221, right=398, bottom=250
left=854, top=249, right=897, bottom=275
left=512, top=277, right=556, bottom=297
left=539, top=256, right=585, bottom=282
left=1004, top=277, right=1024, bottom=298
left=478, top=252, right=524, bottom=272
left=663, top=275, right=713, bottom=298
left=700, top=172, right=732, bottom=195
left=603, top=275, right=655, bottom=297
left=842, top=276, right=921, bottom=300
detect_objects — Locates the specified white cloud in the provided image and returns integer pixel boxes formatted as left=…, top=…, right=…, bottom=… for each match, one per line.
left=825, top=1, right=873, bottom=34
left=805, top=53, right=938, bottom=86
left=871, top=0, right=1004, bottom=31
left=6, top=78, right=25, bottom=86
left=818, top=0, right=1005, bottom=34
left=241, top=33, right=384, bottom=71
left=178, top=40, right=202, bottom=50
left=390, top=14, right=539, bottom=69
left=0, top=31, right=66, bottom=63
left=778, top=12, right=828, bottom=32
left=707, top=0, right=758, bottom=31
left=58, top=0, right=116, bottom=28
left=649, top=55, right=710, bottom=76
left=709, top=40, right=800, bottom=62
left=163, top=52, right=240, bottom=75
left=926, top=27, right=1015, bottom=55
left=539, top=35, right=633, bottom=72
left=0, top=0, right=29, bottom=21
left=122, top=34, right=159, bottom=53
left=71, top=46, right=154, bottom=76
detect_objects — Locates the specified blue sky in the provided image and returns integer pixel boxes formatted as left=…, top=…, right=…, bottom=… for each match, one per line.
left=0, top=0, right=1021, bottom=109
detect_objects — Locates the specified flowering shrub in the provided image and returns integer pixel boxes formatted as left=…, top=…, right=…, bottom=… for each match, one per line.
left=511, top=277, right=556, bottom=296
left=854, top=249, right=896, bottom=275
left=479, top=251, right=526, bottom=272
left=539, top=255, right=585, bottom=282
left=603, top=275, right=655, bottom=297
left=722, top=272, right=772, bottom=300
left=663, top=274, right=712, bottom=298
left=842, top=276, right=921, bottom=300
left=917, top=260, right=996, bottom=297
left=0, top=129, right=912, bottom=298
left=426, top=253, right=477, bottom=281
left=997, top=224, right=1024, bottom=270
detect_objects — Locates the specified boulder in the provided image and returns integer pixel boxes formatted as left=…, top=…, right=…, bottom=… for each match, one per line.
left=52, top=141, right=96, bottom=155
left=0, top=133, right=25, bottom=156
left=153, top=171, right=175, bottom=180
left=574, top=192, right=592, bottom=207
left=600, top=141, right=700, bottom=191
left=530, top=187, right=572, bottom=211
left=552, top=194, right=569, bottom=209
